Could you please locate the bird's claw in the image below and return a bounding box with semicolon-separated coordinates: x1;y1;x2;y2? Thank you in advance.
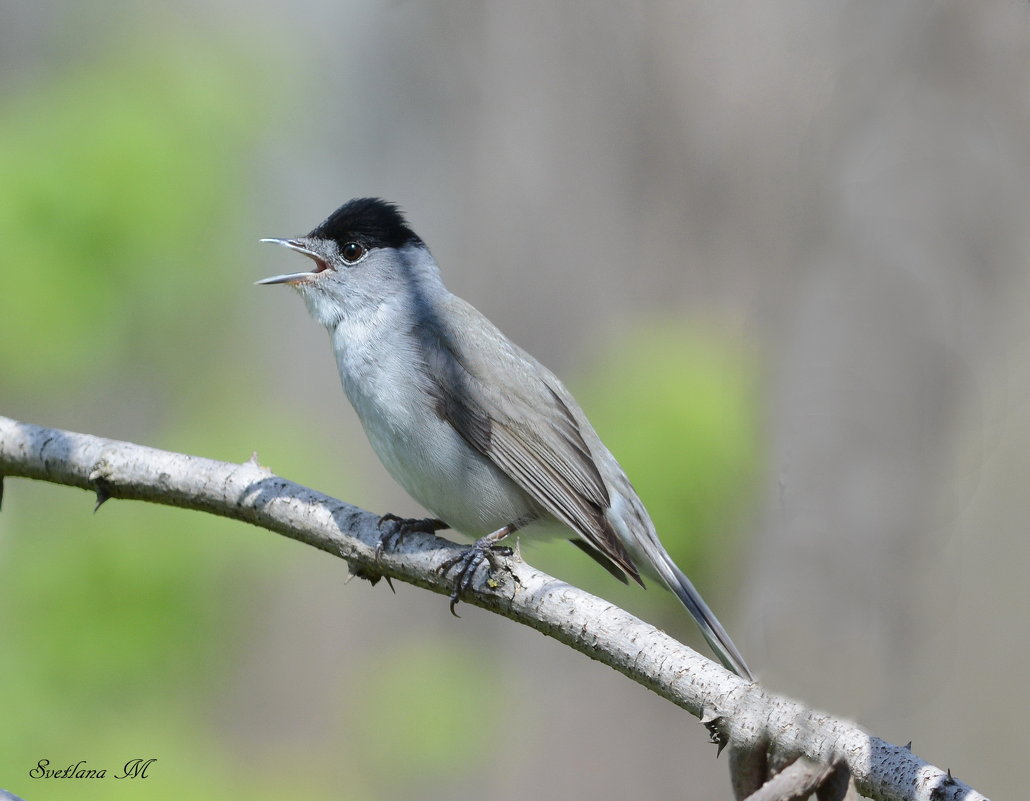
375;514;448;564
437;540;514;616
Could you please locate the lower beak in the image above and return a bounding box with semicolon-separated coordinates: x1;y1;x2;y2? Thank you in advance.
256;238;325;285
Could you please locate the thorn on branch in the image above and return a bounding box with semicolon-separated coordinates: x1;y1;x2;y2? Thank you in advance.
926;770;960;801
93;484;111;512
88;460;113;512
701;709;730;756
347;560;389;588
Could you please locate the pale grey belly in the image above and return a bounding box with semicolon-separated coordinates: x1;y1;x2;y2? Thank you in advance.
355;390;543;537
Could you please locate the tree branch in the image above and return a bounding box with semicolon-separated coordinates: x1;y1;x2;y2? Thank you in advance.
0;416;988;801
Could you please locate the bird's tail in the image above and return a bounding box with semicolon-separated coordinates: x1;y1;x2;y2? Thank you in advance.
648;547;753;681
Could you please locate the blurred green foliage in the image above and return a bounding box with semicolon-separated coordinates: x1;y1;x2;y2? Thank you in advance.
0;34;328;801
344;640;503;788
0;42;261;392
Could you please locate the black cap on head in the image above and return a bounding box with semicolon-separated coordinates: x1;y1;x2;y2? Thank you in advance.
308;198;423;250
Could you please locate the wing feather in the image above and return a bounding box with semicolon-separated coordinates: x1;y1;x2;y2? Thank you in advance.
422;297;642;583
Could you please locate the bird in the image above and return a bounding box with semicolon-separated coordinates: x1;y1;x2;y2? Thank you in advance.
257;197;752;680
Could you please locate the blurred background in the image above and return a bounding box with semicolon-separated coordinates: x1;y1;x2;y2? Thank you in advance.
1;1;1026;798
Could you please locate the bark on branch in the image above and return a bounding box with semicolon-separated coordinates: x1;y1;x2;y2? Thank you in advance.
0;415;988;801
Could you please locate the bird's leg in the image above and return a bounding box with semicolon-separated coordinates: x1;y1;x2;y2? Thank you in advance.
375;514;449;564
437;520;525;615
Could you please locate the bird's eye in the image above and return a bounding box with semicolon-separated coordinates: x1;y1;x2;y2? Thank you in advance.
341;241;366;264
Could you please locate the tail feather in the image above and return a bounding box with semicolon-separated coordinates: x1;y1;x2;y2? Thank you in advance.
651;551;753;681
598;484;752;678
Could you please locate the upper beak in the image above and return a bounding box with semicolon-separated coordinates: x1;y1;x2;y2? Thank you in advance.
256;238;328;285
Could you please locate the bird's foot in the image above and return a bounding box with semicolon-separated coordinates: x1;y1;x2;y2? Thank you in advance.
375;514;448;564
373;515;448;593
437;532;515;616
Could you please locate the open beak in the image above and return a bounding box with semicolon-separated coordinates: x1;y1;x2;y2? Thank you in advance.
256;238;329;285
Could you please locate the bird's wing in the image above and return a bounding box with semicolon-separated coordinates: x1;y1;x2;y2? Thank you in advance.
422;295;642;584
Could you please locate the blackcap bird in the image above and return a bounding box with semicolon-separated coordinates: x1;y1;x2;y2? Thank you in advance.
258;198;752;680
